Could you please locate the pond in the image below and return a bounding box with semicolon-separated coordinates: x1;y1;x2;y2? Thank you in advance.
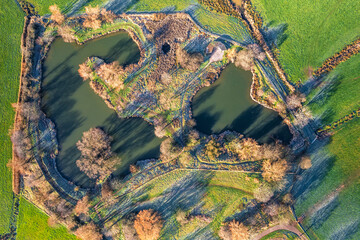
192;64;292;144
41;32;162;188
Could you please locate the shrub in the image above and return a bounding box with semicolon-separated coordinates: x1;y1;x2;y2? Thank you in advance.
254;184;274;202
49;4;64;24
57;25;76;43
176;47;204;71
134;210;163;240
299;155;312;169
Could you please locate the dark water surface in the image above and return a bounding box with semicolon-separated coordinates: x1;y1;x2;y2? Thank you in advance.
41;33;161;188
193;64;292;144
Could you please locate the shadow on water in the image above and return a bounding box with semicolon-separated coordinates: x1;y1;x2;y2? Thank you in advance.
41;32;160;188
192;64;292;144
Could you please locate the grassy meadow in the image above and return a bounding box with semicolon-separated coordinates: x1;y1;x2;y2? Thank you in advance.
0;0;24;233
307;53;360;125
17;198;76;240
251;0;360;83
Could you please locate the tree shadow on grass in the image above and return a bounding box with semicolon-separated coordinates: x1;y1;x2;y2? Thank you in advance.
262;22;288;49
291;139;336;201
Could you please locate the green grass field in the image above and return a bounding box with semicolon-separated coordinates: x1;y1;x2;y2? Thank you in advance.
307;53;360;125
0;1;76;238
251;0;360;83
295;118;360;239
17;198;76;240
0;0;24;233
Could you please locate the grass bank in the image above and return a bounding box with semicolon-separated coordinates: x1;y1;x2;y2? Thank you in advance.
251;0;360;83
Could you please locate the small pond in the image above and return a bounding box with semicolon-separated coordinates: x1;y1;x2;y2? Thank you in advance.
192;64;292;144
41;33;162;188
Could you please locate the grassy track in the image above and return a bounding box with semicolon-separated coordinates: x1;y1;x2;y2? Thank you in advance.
251;0;360;83
17;198;76;240
0;0;24;233
132;0;195;11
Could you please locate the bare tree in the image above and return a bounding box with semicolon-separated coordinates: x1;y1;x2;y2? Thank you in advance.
254;184;274;202
78;61;93;80
159;138;182;161
74;195;90;215
134;210;163;240
49;4;65;24
75;222;102;240
57;25;76;43
176;47;204;71
76;128;118;182
20;102;40;121
83;6;102;29
97;62;124;89
262;158;288;182
286;93;305;110
219;220;249;240
231;44;266;71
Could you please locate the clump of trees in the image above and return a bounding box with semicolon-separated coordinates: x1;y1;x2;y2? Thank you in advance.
76;128;118;183
49;4;65;24
219;220;249;240
228;44;266;71
134;209;163;240
83;6;115;29
97;62;124;89
176;47;204;71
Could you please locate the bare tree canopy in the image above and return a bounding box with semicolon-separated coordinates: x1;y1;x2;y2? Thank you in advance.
49;4;65;24
76;128;118;182
176;47;204;71
134;209;163;240
219;220;249;240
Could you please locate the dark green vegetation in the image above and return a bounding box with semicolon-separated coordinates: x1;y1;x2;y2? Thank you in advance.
42;34;162;188
193;63;291;144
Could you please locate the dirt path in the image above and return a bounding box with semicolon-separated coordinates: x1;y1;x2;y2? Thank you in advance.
252;224;307;240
